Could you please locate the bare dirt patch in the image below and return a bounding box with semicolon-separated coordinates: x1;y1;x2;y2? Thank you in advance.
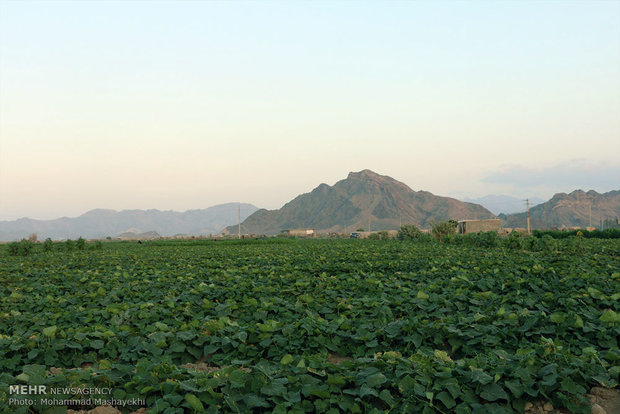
180;361;222;374
524;387;620;414
327;352;353;365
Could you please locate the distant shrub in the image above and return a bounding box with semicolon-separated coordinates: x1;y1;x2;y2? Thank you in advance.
65;239;75;251
8;239;35;256
532;228;620;239
368;231;389;240
463;231;498;248
76;237;86;250
7;242;20;256
92;240;103;250
42;238;54;252
398;225;421;240
525;235;557;253
431;220;457;242
562;236;583;254
504;231;522;250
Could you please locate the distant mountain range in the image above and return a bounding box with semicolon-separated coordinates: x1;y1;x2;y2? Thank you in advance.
3;171;617;240
0;203;259;241
462;195;545;215
224;169;495;235
499;190;620;229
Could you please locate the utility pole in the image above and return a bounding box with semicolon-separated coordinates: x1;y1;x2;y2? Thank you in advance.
589;197;593;228
526;199;531;235
368;219;371;233
238;204;241;240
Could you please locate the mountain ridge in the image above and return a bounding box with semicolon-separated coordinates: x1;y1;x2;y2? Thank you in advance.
500;189;620;229
225;169;495;235
0;203;260;241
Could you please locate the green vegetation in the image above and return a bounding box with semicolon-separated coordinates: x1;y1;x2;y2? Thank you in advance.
64;238;75;252
368;231;389;240
430;220;458;242
533;228;620;239
397;224;422;240
7;239;35;256
42;238;53;252
0;238;618;413
75;236;86;250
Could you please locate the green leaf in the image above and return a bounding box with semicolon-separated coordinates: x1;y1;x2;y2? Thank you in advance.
244;394;270;408
261;379;287;396
90;339;104;349
42;326;57;339
16;373;29;382
480;383;508;402
280;354;294;365
327;374;346;385
470;369;493;385
454;402;472;414
398;375;417;394
22;365;46;384
155;322;169;331
379;389;396;406
229;370;247;388
505;379;524;398
560;377;584;394
359;384;378;397
600;310;620;323
417;291;430;300
366;373;387;387
307;384;330;399
573;315;584;328
436;390;456;409
549;313;565;323
184;393;205;412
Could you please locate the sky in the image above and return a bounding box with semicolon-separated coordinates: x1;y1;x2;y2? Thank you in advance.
1;0;619;220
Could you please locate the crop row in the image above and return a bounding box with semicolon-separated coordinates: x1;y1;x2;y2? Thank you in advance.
0;239;618;413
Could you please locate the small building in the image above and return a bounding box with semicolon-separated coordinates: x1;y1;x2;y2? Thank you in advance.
457;219;501;235
284;229;315;237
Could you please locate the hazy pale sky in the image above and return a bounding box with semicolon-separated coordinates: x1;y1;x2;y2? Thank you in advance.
1;0;619;220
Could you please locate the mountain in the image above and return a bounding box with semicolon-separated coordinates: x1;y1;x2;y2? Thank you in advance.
462;195;545;215
0;203;260;241
224;170;495;235
500;190;620;229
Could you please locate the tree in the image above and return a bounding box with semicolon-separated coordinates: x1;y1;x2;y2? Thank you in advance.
8;239;35;256
397;224;421;240
76;237;86;250
431;220;457;242
65;239;75;251
42;238;53;252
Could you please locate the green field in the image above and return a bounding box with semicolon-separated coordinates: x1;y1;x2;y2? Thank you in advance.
1;238;619;413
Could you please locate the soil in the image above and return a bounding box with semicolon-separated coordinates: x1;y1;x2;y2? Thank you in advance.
327;352;353;364
524;387;620;414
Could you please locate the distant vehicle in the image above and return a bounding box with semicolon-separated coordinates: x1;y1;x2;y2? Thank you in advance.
349;232;361;239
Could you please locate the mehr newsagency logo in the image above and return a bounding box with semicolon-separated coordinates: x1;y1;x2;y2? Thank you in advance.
8;385;145;408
